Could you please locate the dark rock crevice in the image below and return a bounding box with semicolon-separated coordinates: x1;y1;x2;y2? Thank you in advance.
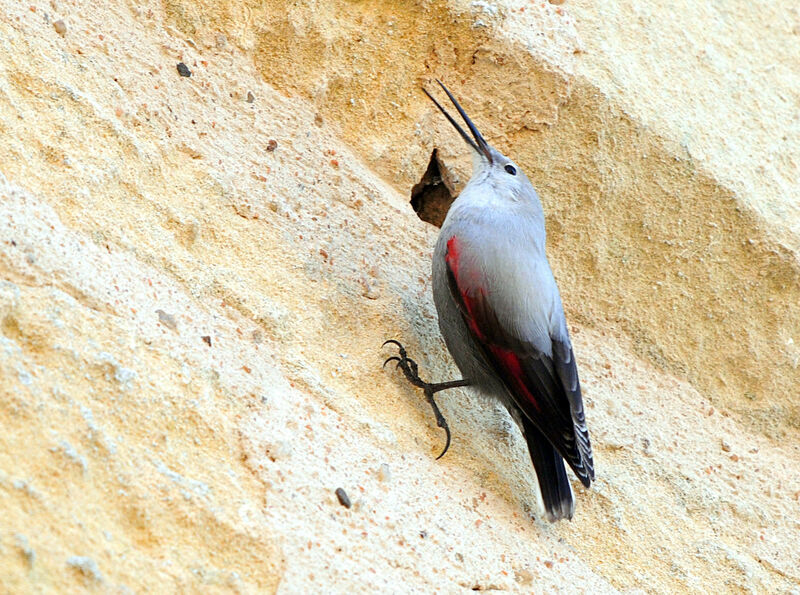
410;149;455;228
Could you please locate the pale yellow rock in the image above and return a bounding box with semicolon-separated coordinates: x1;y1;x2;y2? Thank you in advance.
1;1;799;593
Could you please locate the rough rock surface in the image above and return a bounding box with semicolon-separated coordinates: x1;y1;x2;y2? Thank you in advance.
1;0;799;592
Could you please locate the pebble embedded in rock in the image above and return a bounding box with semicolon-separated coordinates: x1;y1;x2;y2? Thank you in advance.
515;568;534;585
246;91;255;103
176;62;191;77
53;19;67;36
201;335;212;346
335;487;351;508
156;309;178;330
266;139;278;152
66;556;103;582
360;277;380;299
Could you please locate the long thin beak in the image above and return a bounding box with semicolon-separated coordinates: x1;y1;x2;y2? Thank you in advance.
423;79;493;164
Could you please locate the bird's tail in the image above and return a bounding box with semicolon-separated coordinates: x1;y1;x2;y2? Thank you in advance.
523;418;575;522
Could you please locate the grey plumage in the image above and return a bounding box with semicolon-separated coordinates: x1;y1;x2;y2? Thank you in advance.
426;81;594;521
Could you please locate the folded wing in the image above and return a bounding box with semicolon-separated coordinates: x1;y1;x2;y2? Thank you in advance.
445;236;594;486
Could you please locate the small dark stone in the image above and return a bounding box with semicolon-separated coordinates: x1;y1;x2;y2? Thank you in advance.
335;487;351;509
201;335;212;346
176;62;191;77
266;139;278;152
246;91;255;103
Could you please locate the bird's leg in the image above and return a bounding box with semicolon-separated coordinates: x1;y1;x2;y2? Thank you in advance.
382;339;471;459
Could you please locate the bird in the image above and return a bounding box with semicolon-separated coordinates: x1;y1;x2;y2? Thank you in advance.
384;80;594;521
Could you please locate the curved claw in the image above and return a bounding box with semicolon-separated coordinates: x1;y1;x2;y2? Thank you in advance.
434;424;452;460
383;356;402;368
427;391;451;460
382;339;404;350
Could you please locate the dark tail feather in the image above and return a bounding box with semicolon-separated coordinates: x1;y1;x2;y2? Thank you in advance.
523;418;574;522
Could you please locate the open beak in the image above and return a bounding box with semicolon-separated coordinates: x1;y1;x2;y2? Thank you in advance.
423;79;493;165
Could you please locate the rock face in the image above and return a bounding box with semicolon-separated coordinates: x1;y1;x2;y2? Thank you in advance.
1;0;799;592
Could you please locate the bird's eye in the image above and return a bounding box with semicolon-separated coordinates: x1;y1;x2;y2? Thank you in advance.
504;164;517;176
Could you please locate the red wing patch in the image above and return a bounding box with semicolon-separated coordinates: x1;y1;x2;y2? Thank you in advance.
445;236;460;279
488;346;542;413
446;236;486;340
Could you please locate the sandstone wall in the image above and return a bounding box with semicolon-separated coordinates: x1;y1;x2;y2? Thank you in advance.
1;0;799;592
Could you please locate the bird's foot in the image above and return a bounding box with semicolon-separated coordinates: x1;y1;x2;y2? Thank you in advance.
382;339;452;459
382;339;426;389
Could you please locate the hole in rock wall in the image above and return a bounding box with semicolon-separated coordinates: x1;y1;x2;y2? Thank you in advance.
410;149;455;228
